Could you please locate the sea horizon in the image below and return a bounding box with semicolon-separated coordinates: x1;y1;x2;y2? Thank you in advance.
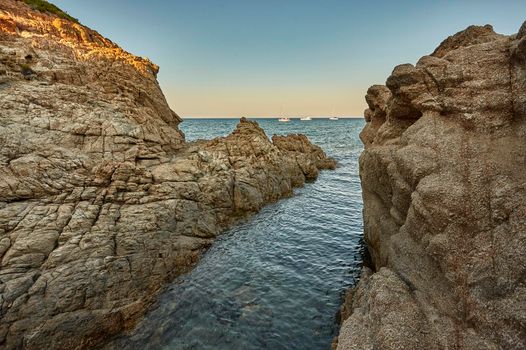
182;115;365;119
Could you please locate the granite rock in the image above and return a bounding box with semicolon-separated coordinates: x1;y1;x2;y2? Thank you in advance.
338;22;526;350
0;1;336;348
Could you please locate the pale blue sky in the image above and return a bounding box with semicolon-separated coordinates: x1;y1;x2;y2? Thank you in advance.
52;0;526;117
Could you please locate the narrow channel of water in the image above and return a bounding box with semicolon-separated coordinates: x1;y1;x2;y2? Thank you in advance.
106;118;365;349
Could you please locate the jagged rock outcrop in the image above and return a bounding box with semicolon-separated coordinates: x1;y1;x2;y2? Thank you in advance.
337;23;526;349
0;1;336;348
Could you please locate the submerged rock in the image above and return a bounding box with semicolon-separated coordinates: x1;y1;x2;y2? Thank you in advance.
0;1;336;348
337;22;526;349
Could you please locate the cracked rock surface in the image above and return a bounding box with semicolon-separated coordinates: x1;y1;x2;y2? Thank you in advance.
0;1;336;348
337;23;526;349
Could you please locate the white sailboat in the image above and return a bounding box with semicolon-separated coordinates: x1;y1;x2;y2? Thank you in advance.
329;106;339;120
277;105;290;122
300;116;312;121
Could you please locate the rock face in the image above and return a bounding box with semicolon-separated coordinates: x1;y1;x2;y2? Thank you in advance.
337;23;526;349
0;1;336;349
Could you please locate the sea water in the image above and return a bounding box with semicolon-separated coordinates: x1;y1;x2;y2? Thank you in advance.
106;118;365;350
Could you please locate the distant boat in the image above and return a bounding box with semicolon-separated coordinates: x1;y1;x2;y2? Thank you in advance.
300;116;312;121
329;106;339;120
278;117;291;122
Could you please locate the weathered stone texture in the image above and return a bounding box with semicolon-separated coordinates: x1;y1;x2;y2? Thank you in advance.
338;22;526;350
0;1;335;348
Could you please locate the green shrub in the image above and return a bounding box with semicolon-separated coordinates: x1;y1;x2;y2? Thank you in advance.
22;0;79;23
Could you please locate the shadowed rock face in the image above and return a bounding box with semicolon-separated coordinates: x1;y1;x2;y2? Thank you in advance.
0;1;336;348
337;22;526;349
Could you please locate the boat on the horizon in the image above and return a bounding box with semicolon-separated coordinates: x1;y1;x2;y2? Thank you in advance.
278;117;291;122
329;106;339;120
300;116;312;121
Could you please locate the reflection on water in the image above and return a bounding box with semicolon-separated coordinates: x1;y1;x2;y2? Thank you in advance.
105;118;365;350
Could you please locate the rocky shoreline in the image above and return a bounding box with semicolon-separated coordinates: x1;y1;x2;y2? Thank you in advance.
2;1;525;349
0;1;335;348
336;22;526;350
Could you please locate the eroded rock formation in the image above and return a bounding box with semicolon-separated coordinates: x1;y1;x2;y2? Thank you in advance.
0;1;336;348
337;23;526;349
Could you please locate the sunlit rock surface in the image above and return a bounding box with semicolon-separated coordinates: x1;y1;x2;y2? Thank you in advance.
0;1;336;348
337;22;526;349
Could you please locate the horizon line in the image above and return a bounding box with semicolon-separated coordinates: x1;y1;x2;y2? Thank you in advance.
181;115;365;119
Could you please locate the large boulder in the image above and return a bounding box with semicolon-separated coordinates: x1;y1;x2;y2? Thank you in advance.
337;22;526;349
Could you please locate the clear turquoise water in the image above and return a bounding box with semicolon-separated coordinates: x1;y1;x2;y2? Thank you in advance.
107;118;365;350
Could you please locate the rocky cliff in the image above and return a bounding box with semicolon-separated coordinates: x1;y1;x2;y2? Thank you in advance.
337;22;526;349
0;1;336;348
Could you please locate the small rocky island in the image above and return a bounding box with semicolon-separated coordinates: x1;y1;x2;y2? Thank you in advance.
0;1;335;348
336;22;526;349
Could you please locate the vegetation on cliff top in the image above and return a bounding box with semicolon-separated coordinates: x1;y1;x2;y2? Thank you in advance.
21;0;79;23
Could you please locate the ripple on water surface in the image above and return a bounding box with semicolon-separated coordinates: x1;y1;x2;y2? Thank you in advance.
106;118;365;350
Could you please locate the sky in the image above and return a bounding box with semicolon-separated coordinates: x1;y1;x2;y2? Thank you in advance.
52;0;526;118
